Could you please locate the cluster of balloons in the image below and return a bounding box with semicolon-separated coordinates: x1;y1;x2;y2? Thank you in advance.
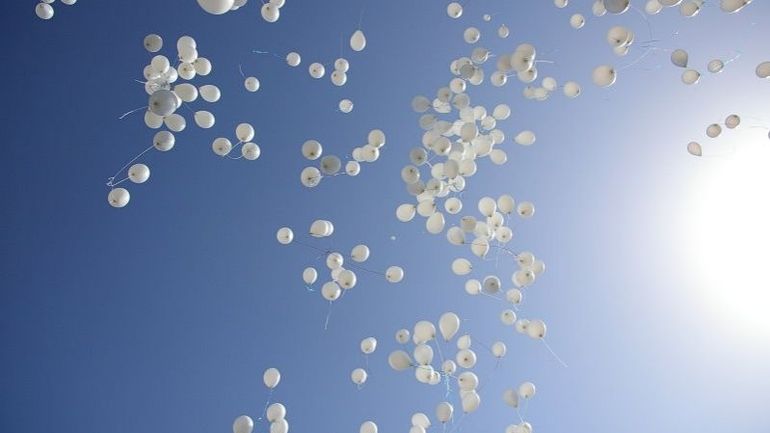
35;0;76;20
386;313;539;429
277;221;403;304
232;368;286;433
687;114;743;156
299;129;386;188
197;0;286;22
107;34;223;207
211;123;261;160
350;337;377;387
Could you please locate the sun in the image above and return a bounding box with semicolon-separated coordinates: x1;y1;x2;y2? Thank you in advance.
682;132;770;335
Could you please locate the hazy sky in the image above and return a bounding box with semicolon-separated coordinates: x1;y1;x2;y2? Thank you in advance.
2;1;769;433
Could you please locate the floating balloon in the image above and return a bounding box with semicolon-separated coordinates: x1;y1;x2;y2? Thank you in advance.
350;30;367;52
263;368;281;388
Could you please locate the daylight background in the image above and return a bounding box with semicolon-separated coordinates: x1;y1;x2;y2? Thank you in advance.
2;1;770;433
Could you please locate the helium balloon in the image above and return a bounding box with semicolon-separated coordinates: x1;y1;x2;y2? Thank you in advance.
396;204;417;222
456;348;477;368
261;3;280;22
725;114;741;129
463;27;480;44
498;24;510;38
680;0;702;16
682;69;701;85
515;131;536;146
413;344;434;365
708;59;725;74
645;0;664;13
300;167;322;187
302;267;317;285
388;350;412;370
563;81;582;98
350;30;367;52
36;3;54;19
687;141;703;156
286;52;301;67
338;99;354;113
396;329;410;344
199;85;221;102
451;258;472;275
457;371;479;391
461;391;481;413
148;90;178;116
276;227;293;245
506;289;523;304
604;0;630;13
241;143;261;160
413;320;436;344
447;2;463;18
412;413;431;429
153;131;175;151
308;63;325;79
755;61;770;78
517;202;535;218
266;404;286;423
570;14;585;29
386;266;404;283
368;129;386;147
263;368;281;388
360;337;377;354
351;368;368;385
439;312;460;341
128;164;150;183
706;124;722;138
526;319;547;339
144;34;163;53
244;77;260;92
503;389;519;408
720;0;752;13
321;281;341;301
233;415;254;433
345;161;360;176
518;382;536;399
212;137;232;156
270;419;288;433
593;0;607;15
320;155;342;175
193;58;211;75
592;65;617;87
501;309;517;325
197;0;235;14
334;58;349;72
492;341;507;358
436;401;454;423
194;111;215;129
672;49;690;68
107;188;130;208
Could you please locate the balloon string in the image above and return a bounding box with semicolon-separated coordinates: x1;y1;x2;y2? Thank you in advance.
106;145;154;188
541;339;568;368
433;338;446;365
238;64;246;78
118;105;148;120
304;284;315;292
357;0;367;29
446;413;466;433
256;388;273;422
323;301;333;330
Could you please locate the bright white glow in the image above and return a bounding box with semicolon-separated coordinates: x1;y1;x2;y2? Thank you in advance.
684;133;770;335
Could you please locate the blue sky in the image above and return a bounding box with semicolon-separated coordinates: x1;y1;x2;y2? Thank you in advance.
2;1;770;433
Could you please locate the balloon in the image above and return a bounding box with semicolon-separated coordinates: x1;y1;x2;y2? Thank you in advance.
107;188;130;208
413;320;436;344
645;0;664;14
570;14;585;29
395;329;410;344
456;334;471;350
36;3;54;19
128;164;150;184
517;202;535;218
458;371;479;391
706;124;722;138
526;319;547;339
174;83;198;102
506;289;523;304
265;404;286;423
412;413;431;429
515;130;536;146
261;3;280;22
197;0;235;14
331;70;347;86
321;281;341;301
563;81;581;98
345;161;360;176
334;58;349;72
461;391;481;413
456;349;477;368
439;312;460;341
482;275;501;293
388;350;413;371
426;212;446;234
194;111;215;129
498;24;510;38
413;344;434;365
320;155;342;175
199;85;221;102
478;197;497;217
492;341;507;358
350;30;367;52
244;77;260;92
725;114;741;129
515;319;530;334
604;0;630;13
447;2;463;18
465;279;481;295
436;401;454;422
708;59;725;74
286;52;301;67
720;0;752;13
463;27;480;44
148;90;178;117
518;382;536;399
338;99;354;113
241;142;261;160
142;35;163;54
360;337;377;354
755;61;770;78
451;258;472;275
302;267;317;285
682;69;701;85
386;266;404;283
680;0;702;16
500;309;517;325
396;204;417;222
351;368;368;385
153;131;175;151
233;415;254;433
270;419;288;433
593;0;607;15
592;65;617;87
503;389;519;408
263;368;281;388
368;129;386;147
194;58;212;75
212;137;232;156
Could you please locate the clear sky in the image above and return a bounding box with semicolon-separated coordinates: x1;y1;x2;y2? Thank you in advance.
2;1;769;433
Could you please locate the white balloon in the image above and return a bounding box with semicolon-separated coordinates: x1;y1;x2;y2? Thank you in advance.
128;164;150;184
244;77;260;92
439;312;460;341
194;111;215;129
706;123;722;138
263;368;281;388
725;114;741;129
388;350;413;371
300;167;322;188
197;0;235;15
682;69;701;85
451;258;472;275
592;65;617;87
107;188;130;208
199;85;221;102
461;391;481;413
411;413;431;429
503;389;519;408
447;2;463;18
233;415;254;433
570;13;585;29
386;266;404;283
526;319;547;339
492;341;507;358
395;329;411;344
302;267;317;285
350;30;367;52
261;3;280;22
456;349;477;368
413;344;434;365
360;337;377;354
286;52;301;67
413;320;436;344
321;281;341;301
270;419;288;433
500;309;517;325
266;404;286;423
351;368;368;385
518;382;536;399
755;61;770;78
